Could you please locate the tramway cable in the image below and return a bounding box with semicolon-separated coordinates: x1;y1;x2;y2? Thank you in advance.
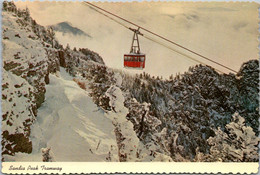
143;35;225;74
84;1;237;73
87;6;129;30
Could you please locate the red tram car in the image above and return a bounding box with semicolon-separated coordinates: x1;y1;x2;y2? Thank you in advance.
124;53;145;69
124;28;146;69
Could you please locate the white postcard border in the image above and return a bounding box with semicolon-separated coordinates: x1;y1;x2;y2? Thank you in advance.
2;162;259;174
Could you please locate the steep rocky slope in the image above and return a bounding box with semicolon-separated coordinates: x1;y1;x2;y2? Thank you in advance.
2;4;58;156
2;1;104;158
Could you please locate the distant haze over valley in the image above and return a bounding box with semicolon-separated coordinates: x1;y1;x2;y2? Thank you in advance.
15;1;259;78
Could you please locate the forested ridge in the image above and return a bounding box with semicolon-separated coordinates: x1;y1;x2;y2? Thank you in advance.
86;59;259;161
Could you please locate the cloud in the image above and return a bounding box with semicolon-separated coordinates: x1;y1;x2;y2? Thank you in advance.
183;14;200;21
166;14;176;20
15;1;259;78
233;22;248;31
197;7;237;12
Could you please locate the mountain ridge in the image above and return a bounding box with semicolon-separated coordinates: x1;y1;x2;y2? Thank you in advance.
50;21;91;38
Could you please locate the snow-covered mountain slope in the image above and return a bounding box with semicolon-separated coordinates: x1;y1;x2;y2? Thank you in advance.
4;68;173;162
34;68;119;161
3;68;118;161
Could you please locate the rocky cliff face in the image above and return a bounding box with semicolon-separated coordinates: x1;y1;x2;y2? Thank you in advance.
2;1;60;157
1;1;104;158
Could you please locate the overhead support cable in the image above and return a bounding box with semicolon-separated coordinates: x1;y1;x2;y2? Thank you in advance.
84;1;238;74
143;34;225;74
87;5;129;29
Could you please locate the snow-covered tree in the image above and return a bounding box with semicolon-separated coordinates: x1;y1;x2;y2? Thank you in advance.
41;148;53;162
88;65;114;111
65;43;70;51
124;98;161;142
237;59;259;133
206;112;259;162
3;1;17;13
24;7;30;21
47;26;55;48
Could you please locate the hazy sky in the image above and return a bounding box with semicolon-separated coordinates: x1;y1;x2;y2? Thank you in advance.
15;1;259;78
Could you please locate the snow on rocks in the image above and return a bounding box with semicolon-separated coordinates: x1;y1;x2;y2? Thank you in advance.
2;70;35;135
2;69;36;155
2;11;48;75
4;68;119;161
2;9;58;157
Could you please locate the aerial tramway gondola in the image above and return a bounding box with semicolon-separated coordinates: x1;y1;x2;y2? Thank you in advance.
124;28;146;69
